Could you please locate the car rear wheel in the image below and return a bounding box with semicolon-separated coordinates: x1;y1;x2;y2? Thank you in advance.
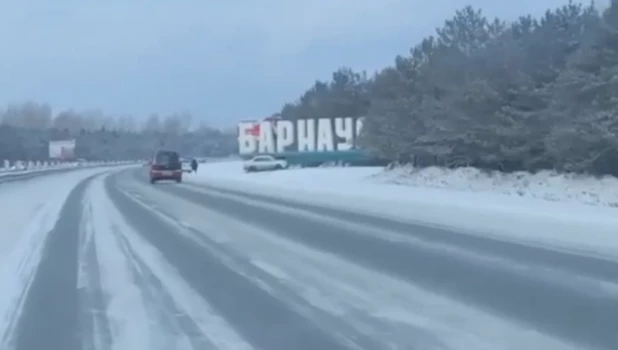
176;178;182;183
274;164;283;170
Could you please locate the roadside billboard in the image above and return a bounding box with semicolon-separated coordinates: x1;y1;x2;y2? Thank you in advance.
49;139;76;160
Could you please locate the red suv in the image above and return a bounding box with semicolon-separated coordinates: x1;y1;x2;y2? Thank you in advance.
149;149;183;184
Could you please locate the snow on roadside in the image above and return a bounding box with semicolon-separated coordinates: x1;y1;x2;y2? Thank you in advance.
372;165;618;208
192;161;618;208
187;161;618;259
0;167;115;347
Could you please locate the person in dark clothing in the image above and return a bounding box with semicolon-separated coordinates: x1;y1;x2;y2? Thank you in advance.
190;158;198;173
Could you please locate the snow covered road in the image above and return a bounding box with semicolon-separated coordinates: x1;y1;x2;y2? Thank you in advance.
2;167;617;350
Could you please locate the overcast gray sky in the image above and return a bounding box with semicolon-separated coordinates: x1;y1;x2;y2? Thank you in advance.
0;0;598;127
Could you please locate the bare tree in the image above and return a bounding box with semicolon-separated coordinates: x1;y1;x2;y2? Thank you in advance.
53;109;84;133
162;114;182;135
143;114;161;133
80;109;105;130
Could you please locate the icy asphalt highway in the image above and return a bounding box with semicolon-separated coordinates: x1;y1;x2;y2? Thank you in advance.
3;167;618;350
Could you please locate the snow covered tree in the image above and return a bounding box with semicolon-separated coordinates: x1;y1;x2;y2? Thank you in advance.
277;1;618;175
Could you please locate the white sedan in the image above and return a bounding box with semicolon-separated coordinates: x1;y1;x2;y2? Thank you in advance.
243;155;288;172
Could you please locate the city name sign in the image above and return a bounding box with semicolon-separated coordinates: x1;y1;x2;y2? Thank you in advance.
238;117;364;155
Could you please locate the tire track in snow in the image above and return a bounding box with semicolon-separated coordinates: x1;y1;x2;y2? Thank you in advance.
85;175;186;349
106;172;353;350
125;177;580;350
78;197;115;350
89;174;253;350
169;181;618;350
109;225;210;350
11;173;101;350
117;186;378;350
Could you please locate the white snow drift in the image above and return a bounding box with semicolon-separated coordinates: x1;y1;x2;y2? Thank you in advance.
373;165;618;208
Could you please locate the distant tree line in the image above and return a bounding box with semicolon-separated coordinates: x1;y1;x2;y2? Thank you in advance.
0;102;237;162
273;1;618;176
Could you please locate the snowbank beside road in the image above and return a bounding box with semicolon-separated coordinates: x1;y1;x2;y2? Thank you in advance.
373;165;618;208
187;161;618;259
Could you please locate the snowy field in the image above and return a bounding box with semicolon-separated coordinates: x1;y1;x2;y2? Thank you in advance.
187;161;618;259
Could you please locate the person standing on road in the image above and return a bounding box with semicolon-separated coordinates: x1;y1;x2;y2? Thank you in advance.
191;158;198;173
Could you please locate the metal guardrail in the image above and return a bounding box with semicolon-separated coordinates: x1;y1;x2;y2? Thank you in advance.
0;160;136;184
